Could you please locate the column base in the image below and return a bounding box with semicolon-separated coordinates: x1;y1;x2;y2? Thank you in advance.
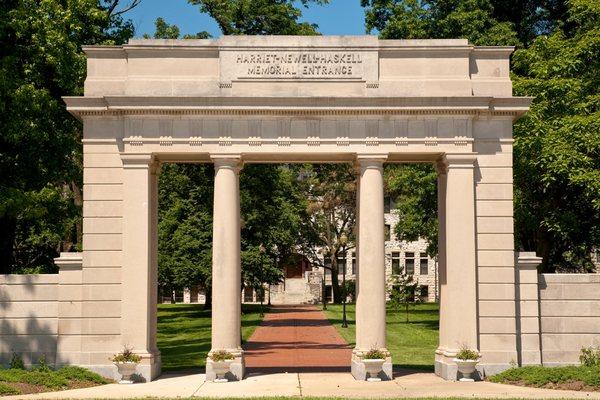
206;349;245;381
351;349;393;381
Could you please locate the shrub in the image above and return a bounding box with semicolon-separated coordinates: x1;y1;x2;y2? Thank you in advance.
456;345;479;361
580;346;600;367
33;355;52;372
209;350;235;362
363;349;387;360
0;382;20;395
9;353;25;370
0;369;68;389
490;365;600;388
111;347;141;363
57;366;109;384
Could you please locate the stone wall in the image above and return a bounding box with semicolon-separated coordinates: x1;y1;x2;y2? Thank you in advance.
0;274;59;366
539;273;600;366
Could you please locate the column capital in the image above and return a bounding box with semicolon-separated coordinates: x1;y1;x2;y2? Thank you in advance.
120;153;156;169
355;154;387;170
210;154;243;171
442;153;477;170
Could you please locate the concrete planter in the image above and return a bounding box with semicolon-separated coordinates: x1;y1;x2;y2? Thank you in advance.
211;360;233;383
453;359;479;382
363;359;385;382
114;362;138;384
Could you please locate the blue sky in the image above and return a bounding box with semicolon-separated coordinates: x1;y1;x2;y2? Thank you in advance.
126;0;369;38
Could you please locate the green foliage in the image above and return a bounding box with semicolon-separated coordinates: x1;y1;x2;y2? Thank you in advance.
0;0;135;274
0;365;107;392
456;346;480;360
580;347;600;367
365;0;600;271
143;17;211;39
364;348;387;359
362;0;520;45
388;269;421;323
9;353;24;370
209;350;235;362
489;365;600;388
111;347;141;363
0;368;68;389
56;366;108;384
33;355;52;372
385;164;438;257
511;0;600;271
0;382;20;395
188;0;330;35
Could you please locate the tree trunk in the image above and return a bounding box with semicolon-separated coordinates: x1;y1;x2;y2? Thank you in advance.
204;287;212;310
0;217;16;274
330;253;342;304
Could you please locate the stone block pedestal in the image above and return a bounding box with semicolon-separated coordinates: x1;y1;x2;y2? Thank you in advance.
205;351;245;382
351;351;393;381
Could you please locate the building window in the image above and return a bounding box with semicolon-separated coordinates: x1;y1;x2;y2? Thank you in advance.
384;196;392;213
351;252;356;275
420;285;429;300
391;251;401;275
243;287;254;303
420;257;429;275
405;252;415;275
337;254;347;274
384;224;391;241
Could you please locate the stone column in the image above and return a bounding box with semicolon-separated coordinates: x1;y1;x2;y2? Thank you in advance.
516;252;543;366
435;154;478;381
352;155;392;381
121;154;161;382
206;155;244;381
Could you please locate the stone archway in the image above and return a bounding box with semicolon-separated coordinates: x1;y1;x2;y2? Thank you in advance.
64;36;530;381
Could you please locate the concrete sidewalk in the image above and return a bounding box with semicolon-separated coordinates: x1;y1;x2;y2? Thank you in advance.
5;371;600;399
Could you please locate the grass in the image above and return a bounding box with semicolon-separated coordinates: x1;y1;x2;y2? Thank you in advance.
489;365;600;390
324;303;439;371
157;303;267;371
0;366;109;396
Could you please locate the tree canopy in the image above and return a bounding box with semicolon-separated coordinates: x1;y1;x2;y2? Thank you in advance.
366;0;600;271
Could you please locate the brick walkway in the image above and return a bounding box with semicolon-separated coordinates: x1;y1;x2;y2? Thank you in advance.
243;305;352;373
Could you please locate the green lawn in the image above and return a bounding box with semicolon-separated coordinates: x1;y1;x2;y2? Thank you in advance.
157;303;266;371
324;303;439;371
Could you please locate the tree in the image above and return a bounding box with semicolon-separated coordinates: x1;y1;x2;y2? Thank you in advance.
188;0;330;35
385;164;439;258
511;0;600;271
143;17;211;39
296;164;357;304
362;0;600;271
0;0;136;274
388;269;420;323
151;0;329;300
158;164;214;305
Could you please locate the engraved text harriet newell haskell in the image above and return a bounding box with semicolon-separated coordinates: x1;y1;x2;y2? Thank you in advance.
235;52;363;79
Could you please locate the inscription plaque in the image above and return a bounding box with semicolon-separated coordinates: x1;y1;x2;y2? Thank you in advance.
219;49;380;82
235;52;364;79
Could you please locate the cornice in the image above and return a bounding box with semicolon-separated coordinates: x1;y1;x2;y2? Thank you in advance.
63;96;532;120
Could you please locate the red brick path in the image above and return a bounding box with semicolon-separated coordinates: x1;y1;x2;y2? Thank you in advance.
243;305;352;373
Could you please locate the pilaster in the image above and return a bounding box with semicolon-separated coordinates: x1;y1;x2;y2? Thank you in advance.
120;153;161;382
